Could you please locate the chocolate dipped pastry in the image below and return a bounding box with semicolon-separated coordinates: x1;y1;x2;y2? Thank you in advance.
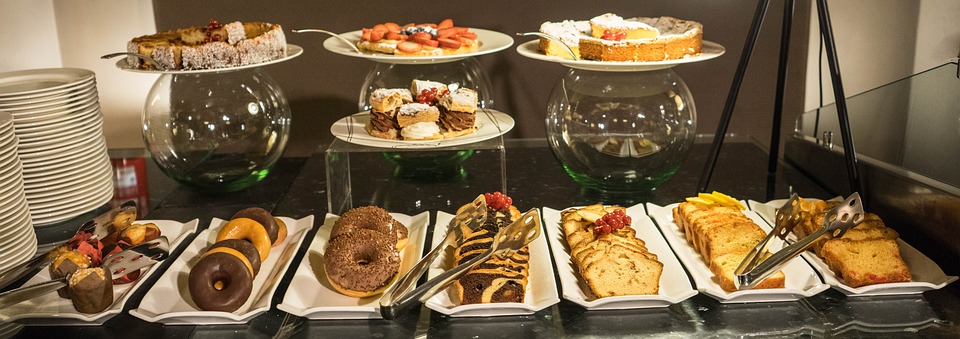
188;251;255;312
231;207;281;244
68;267;113;313
210;239;263;276
49;251;92;298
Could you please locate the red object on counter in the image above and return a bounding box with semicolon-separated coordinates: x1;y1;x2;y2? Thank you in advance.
111;157;150;217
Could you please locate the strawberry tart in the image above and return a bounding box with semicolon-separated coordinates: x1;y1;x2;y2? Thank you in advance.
357;19;480;56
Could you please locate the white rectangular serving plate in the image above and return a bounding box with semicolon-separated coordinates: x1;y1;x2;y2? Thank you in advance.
1;219;199;325
541;205;697;310
423;211;560;317
749;199;958;296
276;212;429;320
128;215;313;325
647;203;829;303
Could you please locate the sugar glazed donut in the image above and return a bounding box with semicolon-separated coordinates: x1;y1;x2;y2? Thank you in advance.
323;206;409;297
323;229;400;297
188;207;283;312
332;206;409;250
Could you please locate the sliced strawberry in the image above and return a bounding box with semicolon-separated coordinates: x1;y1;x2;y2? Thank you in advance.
420;39;439;47
438;19;454;29
384;22;401;32
386;31;405;41
397;41;423;53
372;24;389;34
455;27;470;33
438;38;462;49
459;36;475;46
458;31;478;40
437;28;458;39
361;28;372;41
410;32;432;41
370;29;384;41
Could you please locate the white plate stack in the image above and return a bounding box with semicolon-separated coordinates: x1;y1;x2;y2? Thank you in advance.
0;112;38;272
0;68;114;227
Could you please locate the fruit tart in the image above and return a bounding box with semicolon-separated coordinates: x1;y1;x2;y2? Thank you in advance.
357;19;480;56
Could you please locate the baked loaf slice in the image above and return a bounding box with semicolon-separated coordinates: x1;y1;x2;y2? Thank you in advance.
128;20;286;70
673;201;784;292
793;198;911;287
561;204;662;297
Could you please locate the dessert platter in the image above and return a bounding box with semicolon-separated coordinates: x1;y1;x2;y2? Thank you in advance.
542;204;697;310
322;19;513;64
114;19;302;74
517;13;724;71
0;216;199;325
423;193;560;317
128;209;313;325
331;79;514;148
277;209;429;319
749;198;958;296
647;193;830;303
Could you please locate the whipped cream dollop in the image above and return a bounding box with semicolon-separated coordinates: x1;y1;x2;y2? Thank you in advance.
401;121;441;140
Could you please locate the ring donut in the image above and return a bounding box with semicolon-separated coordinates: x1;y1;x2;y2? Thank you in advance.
231;207;280;244
217;217;271;262
188;252;254;312
209;239;262;275
332;206;408;250
273;218;287;246
323;229;400;297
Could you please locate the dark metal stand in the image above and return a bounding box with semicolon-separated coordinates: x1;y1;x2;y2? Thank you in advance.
697;0;863;199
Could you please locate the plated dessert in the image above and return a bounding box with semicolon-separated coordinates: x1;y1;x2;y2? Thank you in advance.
357;19;480;56
46;207;160;313
790;199;911;288
538;13;702;61
560;204;662;297
127;19;287;70
366;79;480;141
322;206;409;297
673;192;785;292
188;207;288;312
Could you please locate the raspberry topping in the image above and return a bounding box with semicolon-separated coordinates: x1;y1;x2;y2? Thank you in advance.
601;30;627;41
592;209;631;235
483;191;513;211
204;18;223;43
415;88;449;104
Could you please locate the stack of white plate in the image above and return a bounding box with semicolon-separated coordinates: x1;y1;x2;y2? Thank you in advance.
0;68;113;226
0;112;37;272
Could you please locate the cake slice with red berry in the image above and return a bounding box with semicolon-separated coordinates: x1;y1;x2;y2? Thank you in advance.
127;19;286;70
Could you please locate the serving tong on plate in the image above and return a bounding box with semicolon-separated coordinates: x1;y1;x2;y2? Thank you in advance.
735;192;864;290
0;236;170;309
379;200;541;320
0;201;137;290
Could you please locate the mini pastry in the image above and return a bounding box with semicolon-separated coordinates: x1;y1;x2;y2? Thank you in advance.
50;251;92;298
438;88;479;138
119;223;161;246
397;103;442;140
366;88;411;140
68;267;113;313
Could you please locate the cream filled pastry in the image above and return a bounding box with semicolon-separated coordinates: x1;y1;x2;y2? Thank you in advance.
364;79;481;140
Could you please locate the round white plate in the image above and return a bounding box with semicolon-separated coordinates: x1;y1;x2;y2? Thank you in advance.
21;152;108;184
116;44;303;74
25;175;110;205
13;103;100;132
29;181;114;215
0;85;96;111
0;213;35;249
331;109;514;148
515;39;726;72
0;68;95;98
0;194;28;220
17;116;102;147
0;234;36;271
24;162;111;196
20;142;107;173
8;95;98;121
323;29;513;64
17;132;102;160
0;78;95;105
31;185;112;225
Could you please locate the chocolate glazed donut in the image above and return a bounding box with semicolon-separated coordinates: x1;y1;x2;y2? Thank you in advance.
210;239;262;276
231;207;280;244
331;206;408;243
323;229;400;297
188;252;254;312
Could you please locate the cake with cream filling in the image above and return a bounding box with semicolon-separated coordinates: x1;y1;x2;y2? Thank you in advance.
364;79;480;141
538;13;702;62
127;19;286;70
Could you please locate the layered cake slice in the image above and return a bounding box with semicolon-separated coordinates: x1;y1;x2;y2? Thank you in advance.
538;20;590;59
438;88;479;138
537;13;702;62
396;103;442;140
365;88;412;140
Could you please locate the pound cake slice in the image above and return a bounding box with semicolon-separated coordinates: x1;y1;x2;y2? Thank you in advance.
820;238;911;288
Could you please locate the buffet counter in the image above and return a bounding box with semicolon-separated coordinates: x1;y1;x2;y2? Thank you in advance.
8;136;960;338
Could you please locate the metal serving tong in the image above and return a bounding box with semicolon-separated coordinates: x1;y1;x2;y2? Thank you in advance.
0;201;138;290
379;207;542;320
735;192;864;290
0;236;170;309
